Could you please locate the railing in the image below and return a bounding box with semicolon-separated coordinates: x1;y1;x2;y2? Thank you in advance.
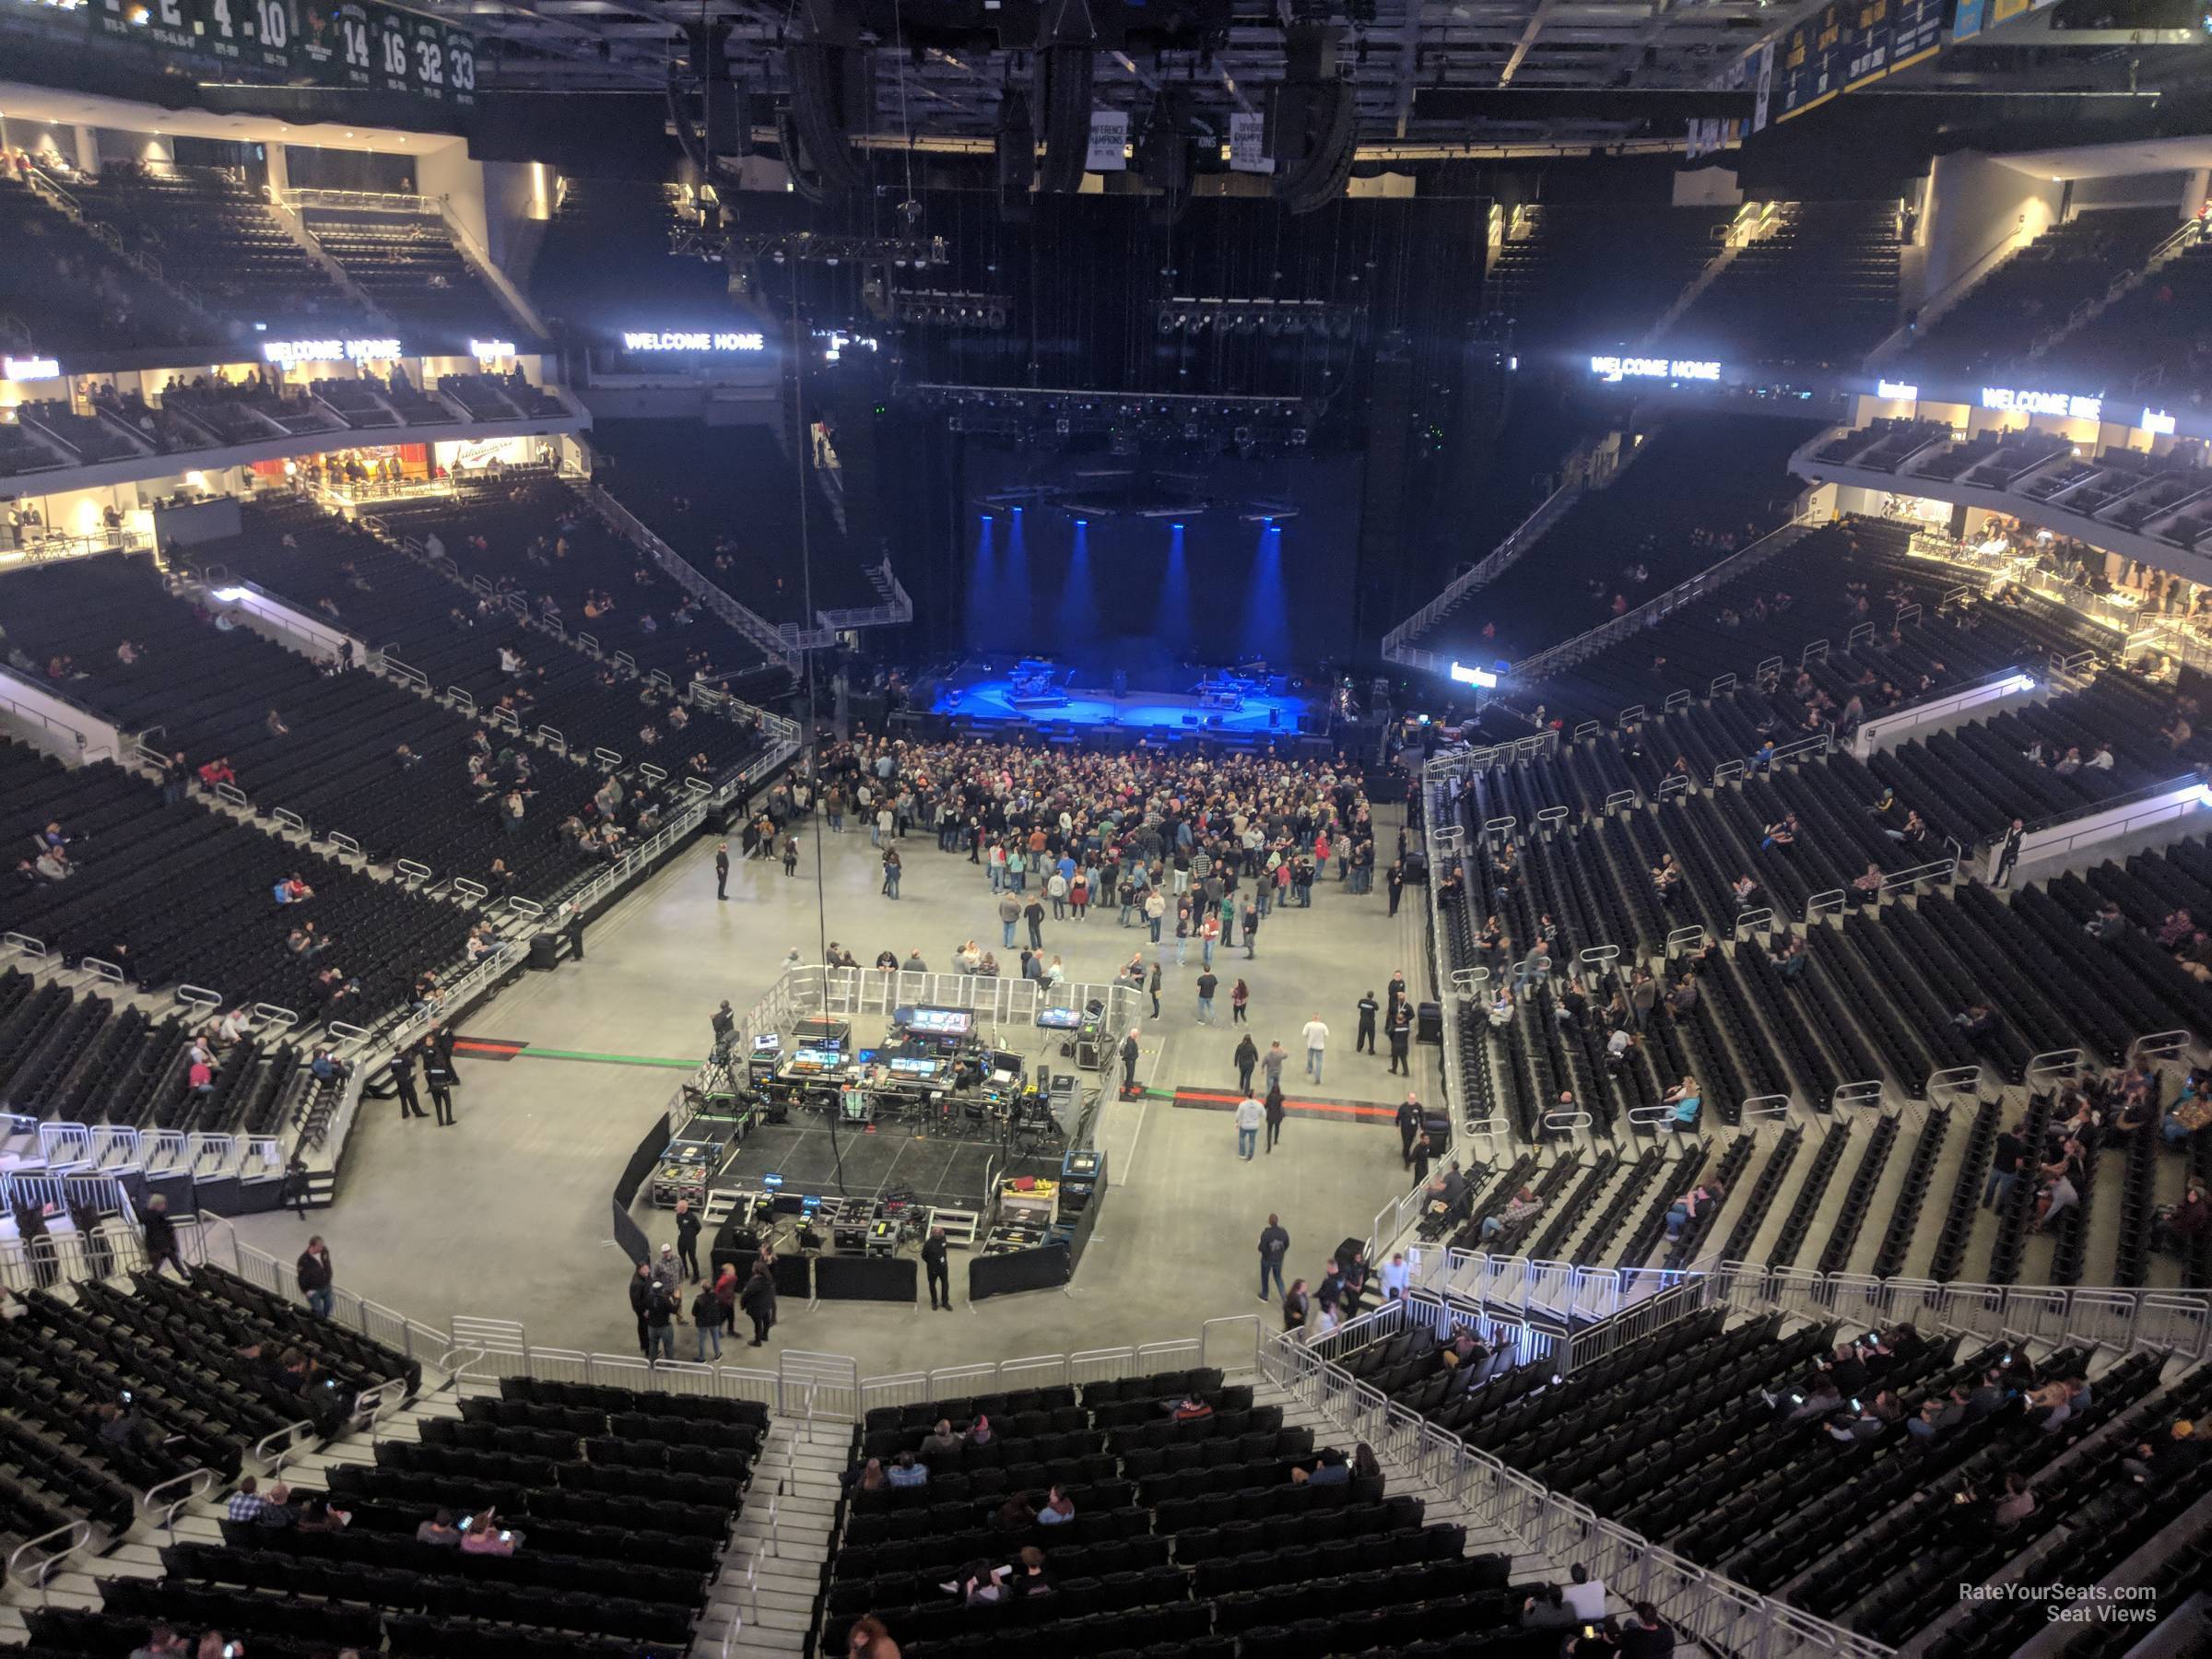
1382;473;1588;670
139;1467;218;1535
6;1519;90;1597
582;483;800;676
814;557;916;631
1510;511;1818;685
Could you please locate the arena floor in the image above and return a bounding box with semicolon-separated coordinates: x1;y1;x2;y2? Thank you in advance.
229;804;1440;1374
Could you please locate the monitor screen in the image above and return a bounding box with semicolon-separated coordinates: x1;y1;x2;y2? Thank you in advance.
752;1034;782;1052
905;1007;973;1035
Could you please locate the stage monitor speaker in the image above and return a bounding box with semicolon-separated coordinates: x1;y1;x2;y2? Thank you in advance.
1181;713;1199;727
527;934;560;971
1417;1000;1442;1045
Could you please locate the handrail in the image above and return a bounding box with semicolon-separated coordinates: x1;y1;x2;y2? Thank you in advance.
1512;512;1817;685
1382;471;1588;665
252;1418;320;1474
139;1466;218;1534
582;482;801;677
5;1518;90;1594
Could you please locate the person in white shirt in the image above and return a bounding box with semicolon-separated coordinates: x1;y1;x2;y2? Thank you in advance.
1563;1563;1606;1621
2086;743;2114;771
1301;1014;1329;1085
1234;1094;1263;1159
1379;1253;1409;1300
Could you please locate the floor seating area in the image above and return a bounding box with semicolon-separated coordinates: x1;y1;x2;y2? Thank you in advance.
0;738;470;1019
592;419;876;625
0;174;206;358
1898;206;2182;381
1436;413;1823;666
819;1369;1522;1659
66;164;376;339
300;208;520;355
1482;204;1735;349
1665;200;1902;367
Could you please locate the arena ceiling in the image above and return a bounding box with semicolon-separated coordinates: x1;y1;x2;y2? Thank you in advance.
445;0;1789;151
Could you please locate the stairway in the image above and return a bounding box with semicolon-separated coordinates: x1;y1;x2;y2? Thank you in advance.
700;1415;841;1659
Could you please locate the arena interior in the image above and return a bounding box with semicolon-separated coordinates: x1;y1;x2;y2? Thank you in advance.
6;1;2212;1655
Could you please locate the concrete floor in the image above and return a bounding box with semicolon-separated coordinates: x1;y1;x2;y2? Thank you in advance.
229;807;1441;1375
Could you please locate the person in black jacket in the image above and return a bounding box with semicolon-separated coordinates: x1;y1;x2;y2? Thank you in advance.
691;1282;723;1361
628;1262;654;1357
142;1194;186;1281
424;1044;456;1127
1356;991;1379;1053
922;1226;951;1312
674;1200;701;1282
739;1265;777;1347
390;1044;427;1122
296;1236;335;1319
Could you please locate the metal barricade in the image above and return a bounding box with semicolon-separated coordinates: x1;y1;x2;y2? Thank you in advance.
446;686;477;712
2134;1030;2192;1061
2025;1047;2083;1088
1657;774;1690;801
1663;689;1691;713
1573;721;1600;743
1709;673;1735;698
1831;1078;1884;1111
1732;907;1773;939
395;858;432;884
1603;789;1638;814
1617;704;1645;727
1801;639;1830;665
1740;1093;1790;1120
175;983;221;1011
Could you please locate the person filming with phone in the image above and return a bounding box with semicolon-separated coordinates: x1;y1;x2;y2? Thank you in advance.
459;1505;523;1555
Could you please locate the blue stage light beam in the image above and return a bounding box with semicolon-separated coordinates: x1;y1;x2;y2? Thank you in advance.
968;513;995;648
1239;521;1291;664
1003;506;1030;646
1056;517;1092;648
1159;522;1191;651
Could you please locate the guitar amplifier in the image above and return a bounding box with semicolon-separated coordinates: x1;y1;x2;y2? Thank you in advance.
1417;1000;1443;1044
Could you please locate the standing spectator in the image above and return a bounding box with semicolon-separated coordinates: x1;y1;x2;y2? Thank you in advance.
1234;1031;1259;1096
674;1199;702;1281
1302;1012;1329;1085
643;1276;678;1367
691;1280;722;1360
1265;1084;1287;1152
142;1194;187;1281
740;1264;777;1347
296;1235;335;1319
922;1225;951;1312
1234;1091;1263;1160
1257;1214;1289;1301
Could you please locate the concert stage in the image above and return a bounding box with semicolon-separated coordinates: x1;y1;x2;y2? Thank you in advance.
925;656;1329;742
714;1117;1064;1213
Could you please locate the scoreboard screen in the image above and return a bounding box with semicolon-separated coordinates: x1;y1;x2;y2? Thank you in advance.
83;0;473;108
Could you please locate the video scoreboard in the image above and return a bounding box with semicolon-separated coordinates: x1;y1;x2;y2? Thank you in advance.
80;0;475;106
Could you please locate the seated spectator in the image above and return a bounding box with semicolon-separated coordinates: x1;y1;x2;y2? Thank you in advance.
956;1559;1008;1606
887;1451;929;1488
1007;1544;1052;1597
1664;1182;1725;1241
1481;1185;1541;1241
1292;1446;1352;1488
963;1413;994;1448
853;1458;886;1493
1167;1394;1214;1422
847;1615;900;1659
1036;1482;1077;1523
1522;1584;1579;1631
994;1491;1035;1529
460;1508;520;1553
2124;1419;2202;1487
1992;1472;2036;1529
918;1418;963;1463
1664;1076;1702;1131
255;1481;298;1528
416;1508;463;1545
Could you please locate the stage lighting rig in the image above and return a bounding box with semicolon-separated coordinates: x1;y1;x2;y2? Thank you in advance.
728;231;949;267
892;289;1012;328
1156;297;1365;338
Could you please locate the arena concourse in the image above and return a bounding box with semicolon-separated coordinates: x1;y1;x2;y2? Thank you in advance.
4;7;2212;1658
